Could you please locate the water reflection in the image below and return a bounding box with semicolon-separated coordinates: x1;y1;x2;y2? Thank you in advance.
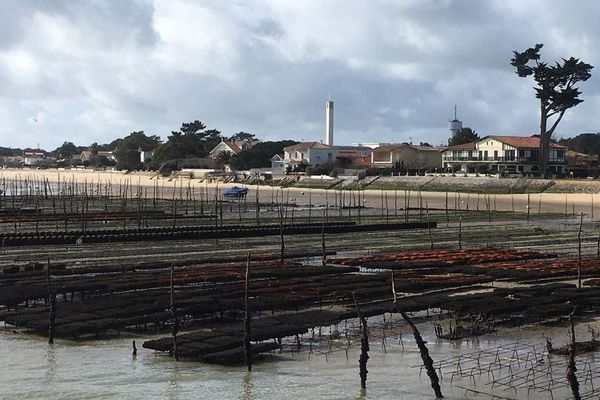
355;387;367;399
44;344;56;384
242;371;254;400
167;364;181;400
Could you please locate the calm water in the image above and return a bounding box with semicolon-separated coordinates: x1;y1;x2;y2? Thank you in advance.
0;323;592;400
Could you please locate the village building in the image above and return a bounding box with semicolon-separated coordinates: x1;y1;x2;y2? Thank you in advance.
282;142;372;170
370;143;443;172
23;151;46;166
566;150;600;177
209;139;260;159
139;149;155;163
441;135;567;175
270;154;285;173
0;156;23;167
80;150;116;163
209;140;241;158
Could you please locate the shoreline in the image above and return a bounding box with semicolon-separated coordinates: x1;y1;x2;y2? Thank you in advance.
0;168;597;215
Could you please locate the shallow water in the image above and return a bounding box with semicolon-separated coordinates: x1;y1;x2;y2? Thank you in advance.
2;321;597;400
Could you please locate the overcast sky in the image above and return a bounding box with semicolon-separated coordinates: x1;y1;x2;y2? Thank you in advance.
1;0;599;150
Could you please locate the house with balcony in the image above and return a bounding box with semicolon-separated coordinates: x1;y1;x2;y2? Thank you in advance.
371;143;442;172
441;135;567;175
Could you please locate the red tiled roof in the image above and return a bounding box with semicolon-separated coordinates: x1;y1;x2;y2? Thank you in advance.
210;141;242;155
373;143;443;152
489;136;567;149
283;142;330;152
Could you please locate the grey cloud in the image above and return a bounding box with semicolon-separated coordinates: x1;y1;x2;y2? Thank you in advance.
0;0;599;150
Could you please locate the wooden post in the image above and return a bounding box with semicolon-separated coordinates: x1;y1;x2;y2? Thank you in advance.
527;193;531;222
458;216;462;251
170;263;179;361
244;254;252;371
46;259;56;344
352;292;369;390
566;307;581;400
321;208;326;267
255;186;260;226
391;273;442;398
597;223;600;258
385;192;389;223
308;189;312;224
445;191;449;223
511;194;515;215
406;190;410;223
426;203;433;250
279;204;285;264
578;212;583;289
380;190;384;220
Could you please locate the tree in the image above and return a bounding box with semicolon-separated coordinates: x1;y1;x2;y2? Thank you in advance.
215;150;232;167
229;140;297;170
150;121;222;169
448;127;479;146
511;43;593;177
55;141;78;160
559;133;600;156
230;131;256;141
113;131;161;171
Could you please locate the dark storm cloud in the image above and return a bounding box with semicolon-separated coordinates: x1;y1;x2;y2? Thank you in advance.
0;0;599;149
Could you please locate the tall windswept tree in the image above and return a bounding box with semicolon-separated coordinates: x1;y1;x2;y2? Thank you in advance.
448;127;479;146
511;43;593;177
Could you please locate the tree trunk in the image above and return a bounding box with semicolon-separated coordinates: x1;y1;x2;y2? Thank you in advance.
539;105;549;178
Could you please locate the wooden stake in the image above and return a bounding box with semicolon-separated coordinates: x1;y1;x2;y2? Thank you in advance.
47;259;56;344
391;273;442;398
458;216;462;250
244;253;252;371
566;307;581;400
170;263;179;361
426;203;433;250
352;292;369;390
321;208;326;267
578;212;583;289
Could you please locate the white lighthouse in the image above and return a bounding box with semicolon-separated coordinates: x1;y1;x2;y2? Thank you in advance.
325;100;334;146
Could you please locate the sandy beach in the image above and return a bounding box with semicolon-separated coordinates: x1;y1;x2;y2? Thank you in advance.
0;168;597;216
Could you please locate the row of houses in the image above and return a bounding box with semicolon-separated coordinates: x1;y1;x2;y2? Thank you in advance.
0;150;118;168
3;133;592;178
274;135;585;176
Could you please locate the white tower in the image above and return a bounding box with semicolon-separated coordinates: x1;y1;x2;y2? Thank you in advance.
449;104;462;137
325;100;334;146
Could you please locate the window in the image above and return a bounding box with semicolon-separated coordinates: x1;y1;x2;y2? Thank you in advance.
493;150;498;160
328;153;332;160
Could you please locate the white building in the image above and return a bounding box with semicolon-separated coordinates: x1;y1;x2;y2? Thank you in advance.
23;152;46;166
270;154;285;173
442;135;567;175
283;142;372;169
